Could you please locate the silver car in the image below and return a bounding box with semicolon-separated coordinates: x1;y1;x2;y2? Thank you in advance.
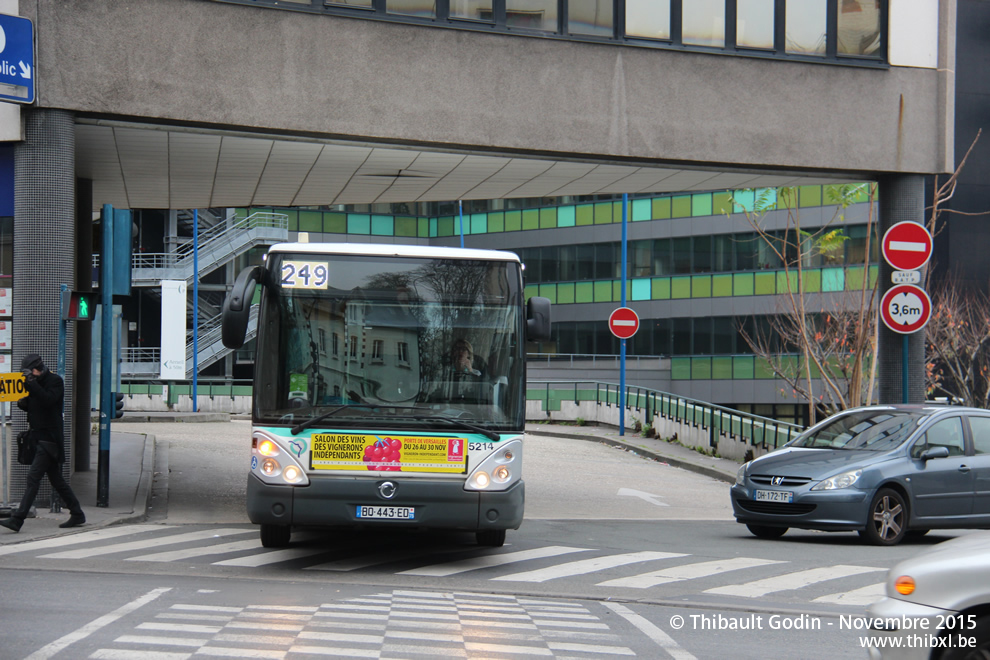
866;531;990;659
730;405;990;545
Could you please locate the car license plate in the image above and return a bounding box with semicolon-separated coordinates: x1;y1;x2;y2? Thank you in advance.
754;490;793;503
356;505;415;520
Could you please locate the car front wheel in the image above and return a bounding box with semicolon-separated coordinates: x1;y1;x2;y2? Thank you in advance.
746;524;788;539
860;488;907;546
260;523;292;548
941;614;990;660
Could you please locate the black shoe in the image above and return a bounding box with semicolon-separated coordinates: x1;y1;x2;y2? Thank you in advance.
0;518;22;532
59;513;85;529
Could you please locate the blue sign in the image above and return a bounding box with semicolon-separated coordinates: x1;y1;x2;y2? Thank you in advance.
0;14;34;104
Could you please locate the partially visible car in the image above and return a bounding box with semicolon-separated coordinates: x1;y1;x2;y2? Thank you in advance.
866;531;990;659
730;404;990;545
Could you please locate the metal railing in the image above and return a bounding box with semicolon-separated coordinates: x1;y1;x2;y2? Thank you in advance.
527;353;666;366
528;380;805;451
130;211;288;271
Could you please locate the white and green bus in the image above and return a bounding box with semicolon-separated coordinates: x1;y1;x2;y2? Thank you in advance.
222;243;551;548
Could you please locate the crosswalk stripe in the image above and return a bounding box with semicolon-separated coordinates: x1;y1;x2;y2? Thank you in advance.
214;547;328;567
38;529;254;560
704;564;885;598
596;556;785;588
398;546;590;577
0;525;170;557
491;551;687;583
813;582;886;606
128;539;261;562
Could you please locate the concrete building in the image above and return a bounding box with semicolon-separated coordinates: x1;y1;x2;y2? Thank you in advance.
0;1;958;495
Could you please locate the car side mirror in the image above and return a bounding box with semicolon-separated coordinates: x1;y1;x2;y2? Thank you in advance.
920;446;950;461
526;296;551;342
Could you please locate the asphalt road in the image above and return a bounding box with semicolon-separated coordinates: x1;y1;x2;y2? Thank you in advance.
0;419;971;659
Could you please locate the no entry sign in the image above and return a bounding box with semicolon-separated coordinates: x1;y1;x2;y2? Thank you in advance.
608;307;640;339
882;222;933;272
880;284;932;334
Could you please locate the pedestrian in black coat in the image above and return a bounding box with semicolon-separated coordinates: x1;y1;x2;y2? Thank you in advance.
0;353;85;532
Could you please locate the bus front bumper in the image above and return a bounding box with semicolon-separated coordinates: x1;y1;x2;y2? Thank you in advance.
247;472;525;532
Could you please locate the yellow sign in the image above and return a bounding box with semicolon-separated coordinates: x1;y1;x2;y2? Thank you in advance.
0;372;27;402
311;433;467;473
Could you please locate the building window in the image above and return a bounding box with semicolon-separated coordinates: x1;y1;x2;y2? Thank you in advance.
332;332;340;357
349;335;358;359
371;339;385;362
319;329;327;355
786;0;827;56
233;0;886;67
736;0;775;49
683;0;725;48
397;341;410;364
568;0;613;38
507;0;557;32
837;0;882;56
625;0;671;41
386;0;434;18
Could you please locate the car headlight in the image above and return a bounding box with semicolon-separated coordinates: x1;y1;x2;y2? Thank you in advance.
465;439;521;492
735;463;747;486
252;432;310;486
811;469;862;491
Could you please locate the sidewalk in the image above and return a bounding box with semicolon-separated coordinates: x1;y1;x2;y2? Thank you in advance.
0;412;222;545
0;415;743;545
525;421;742;484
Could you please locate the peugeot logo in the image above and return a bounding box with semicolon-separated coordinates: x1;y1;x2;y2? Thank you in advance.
378;481;397;499
771;476;785;486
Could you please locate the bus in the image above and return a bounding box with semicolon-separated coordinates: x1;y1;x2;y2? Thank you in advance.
221;243;551;548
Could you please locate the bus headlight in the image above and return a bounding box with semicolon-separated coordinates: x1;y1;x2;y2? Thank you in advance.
465;438;522;492
252;431;310;486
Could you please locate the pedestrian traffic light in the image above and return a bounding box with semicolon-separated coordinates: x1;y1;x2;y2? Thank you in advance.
60;290;96;321
114;392;125;418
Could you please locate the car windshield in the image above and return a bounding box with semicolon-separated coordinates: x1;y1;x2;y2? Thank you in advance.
791;410;923;451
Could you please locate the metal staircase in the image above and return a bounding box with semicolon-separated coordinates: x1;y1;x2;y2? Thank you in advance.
120;209;286;379
130;211;288;286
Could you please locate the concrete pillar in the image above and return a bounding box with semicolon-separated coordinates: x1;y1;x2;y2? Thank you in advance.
877;174;927;404
12;108;76;505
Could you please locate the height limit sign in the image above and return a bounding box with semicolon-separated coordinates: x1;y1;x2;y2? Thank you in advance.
880;284;931;334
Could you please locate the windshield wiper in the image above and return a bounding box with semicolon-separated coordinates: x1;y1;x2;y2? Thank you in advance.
396;413;500;441
290;404;415;435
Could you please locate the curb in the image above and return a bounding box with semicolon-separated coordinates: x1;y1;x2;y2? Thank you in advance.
527;427;738;485
123;433;156;526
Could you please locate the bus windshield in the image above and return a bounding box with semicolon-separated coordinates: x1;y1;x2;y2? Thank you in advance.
254;253;525;432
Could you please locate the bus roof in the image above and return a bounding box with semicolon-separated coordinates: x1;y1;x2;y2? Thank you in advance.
267;242;521;263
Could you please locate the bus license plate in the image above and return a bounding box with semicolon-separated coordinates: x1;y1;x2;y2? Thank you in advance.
356;506;415;520
754;490;793;503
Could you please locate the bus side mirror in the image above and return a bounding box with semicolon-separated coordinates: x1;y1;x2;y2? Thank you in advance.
526;296;551;342
222;265;264;349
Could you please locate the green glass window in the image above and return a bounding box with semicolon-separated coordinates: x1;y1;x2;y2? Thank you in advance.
754;272;776;295
671;195;692;218
631;278;651;301
734;273;755;296
557;206;576;227
799;185;822;207
671;357;691;380
395;216;417;237
822;267;845;291
299;210;322;233
632;198;652;221
691;193;713;217
712;357;733;379
692;275;712;298
371;215;393;236
652;197;671;219
691;357;713;380
505;211;522;232
557;282;575;304
712;274;733;297
488;212;505;233
522;209;539;230
575;281;594;303
734;355;755;379
594;280;613;302
437;216;454;236
594;203;613;225
576;205;594;226
538;283;557;304
652;277;671;300
672;276;691;299
348;214;371;234
470;213;487;234
326;212;347;234
539;207;557;229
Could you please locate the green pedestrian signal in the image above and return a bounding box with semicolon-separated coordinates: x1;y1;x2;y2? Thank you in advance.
61;291;96;321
